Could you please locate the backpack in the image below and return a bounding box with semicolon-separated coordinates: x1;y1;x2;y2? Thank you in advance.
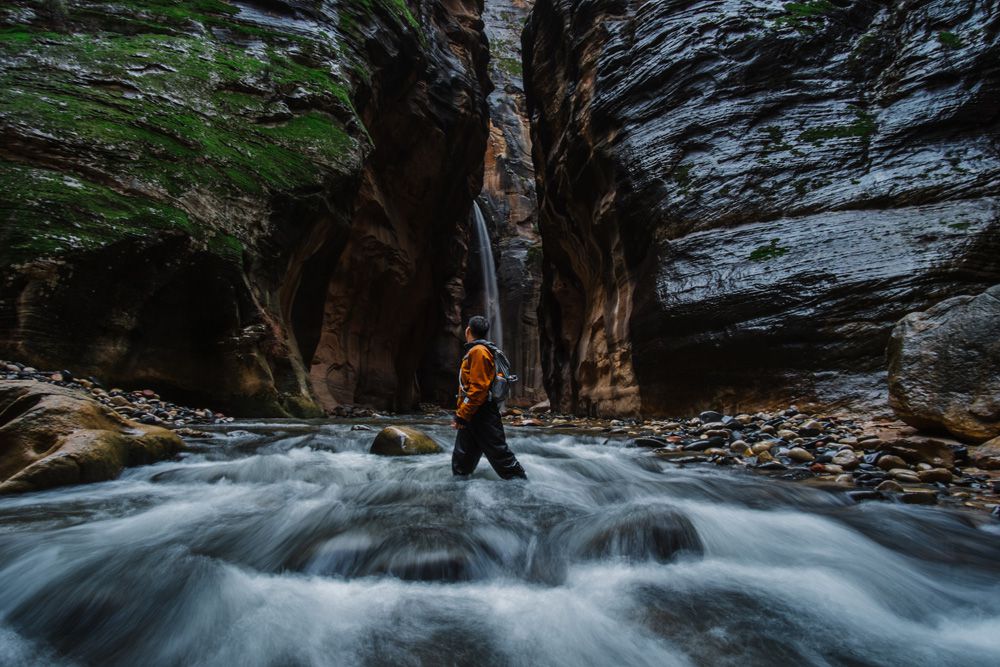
465;340;519;402
486;343;518;403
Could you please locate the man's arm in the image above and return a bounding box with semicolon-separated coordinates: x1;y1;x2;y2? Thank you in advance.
455;346;494;424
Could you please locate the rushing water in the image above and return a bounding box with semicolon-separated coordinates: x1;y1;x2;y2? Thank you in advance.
471;201;503;348
1;420;999;667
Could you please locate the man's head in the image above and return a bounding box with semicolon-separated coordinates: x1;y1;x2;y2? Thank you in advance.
465;315;490;342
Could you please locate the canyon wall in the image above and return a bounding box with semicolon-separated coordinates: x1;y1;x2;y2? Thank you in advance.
476;0;545;405
524;0;1000;417
0;0;489;415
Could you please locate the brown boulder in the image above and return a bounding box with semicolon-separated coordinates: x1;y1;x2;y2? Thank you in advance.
370;426;443;457
878;436;956;469
888;286;1000;443
0;380;184;494
970;437;1000;471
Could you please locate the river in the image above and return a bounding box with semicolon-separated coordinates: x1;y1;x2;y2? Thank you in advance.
1;420;999;666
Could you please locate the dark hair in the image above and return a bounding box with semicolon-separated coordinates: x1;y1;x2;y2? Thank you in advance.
467;315;490;339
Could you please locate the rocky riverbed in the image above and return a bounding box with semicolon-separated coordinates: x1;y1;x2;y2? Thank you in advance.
1;359;230;434
4;358;998;516
501;406;1000;517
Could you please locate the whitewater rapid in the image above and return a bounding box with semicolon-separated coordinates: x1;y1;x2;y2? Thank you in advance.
1;420;998;666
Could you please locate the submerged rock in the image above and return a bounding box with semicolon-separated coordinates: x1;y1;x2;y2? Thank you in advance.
0;380;183;494
370;426;443;457
888;285;1000;443
900;490;938;506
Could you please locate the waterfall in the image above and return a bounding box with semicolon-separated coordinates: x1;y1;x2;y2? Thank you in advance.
471;201;503;348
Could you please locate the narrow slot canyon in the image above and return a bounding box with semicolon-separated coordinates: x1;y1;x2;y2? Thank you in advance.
2;4;1000;666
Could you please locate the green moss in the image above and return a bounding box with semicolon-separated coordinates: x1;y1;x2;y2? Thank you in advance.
673;164;694;188
496;56;523;77
386;0;420;31
342;0;420;33
0;5;370;264
209;231;244;259
0;160;194;263
772;1;835;31
948;221;971;230
938;31;963;49
762;125;794;154
748;239;790;262
1;32;358;198
0;26;60;42
781;1;835;19
798;109;877;144
267;49;352;107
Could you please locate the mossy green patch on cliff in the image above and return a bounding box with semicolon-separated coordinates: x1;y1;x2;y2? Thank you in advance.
0;5;368;264
781;1;835;19
0;160;193;263
497;56;523;77
772;1;835;32
343;0;420;33
0;30;358;197
0;26;59;42
673;164;694;189
761;126;795;154
798;109;876;144
938;31;963;49
748;239;790;262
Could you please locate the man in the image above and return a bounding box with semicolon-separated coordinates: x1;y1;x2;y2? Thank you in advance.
451;316;527;480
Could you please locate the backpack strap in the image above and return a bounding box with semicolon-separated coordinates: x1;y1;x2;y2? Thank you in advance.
459;343;497;401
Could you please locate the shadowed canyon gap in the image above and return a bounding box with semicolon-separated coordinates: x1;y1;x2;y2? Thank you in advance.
477;0;545;406
1;0;999;420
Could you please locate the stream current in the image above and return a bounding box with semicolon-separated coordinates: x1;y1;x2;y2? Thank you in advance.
1;420;999;666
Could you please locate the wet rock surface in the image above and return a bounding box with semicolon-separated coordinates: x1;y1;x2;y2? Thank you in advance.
0;0;489;416
0;379;183;494
523;0;1000;417
889;285;1000;443
370;426;443;456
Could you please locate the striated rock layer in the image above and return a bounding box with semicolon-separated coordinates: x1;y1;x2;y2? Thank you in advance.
523;0;1000;417
0;0;489;415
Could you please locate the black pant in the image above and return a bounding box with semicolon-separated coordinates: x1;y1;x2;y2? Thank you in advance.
452;401;527;480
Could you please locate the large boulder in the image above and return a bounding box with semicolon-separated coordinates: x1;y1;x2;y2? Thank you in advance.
0;380;184;494
970;437;1000;470
888;285;1000;443
370;426;443;456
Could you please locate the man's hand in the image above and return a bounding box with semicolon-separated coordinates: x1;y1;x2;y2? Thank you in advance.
451;418;465;430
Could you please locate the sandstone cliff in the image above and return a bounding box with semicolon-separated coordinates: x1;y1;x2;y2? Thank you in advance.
0;0;489;415
524;0;1000;416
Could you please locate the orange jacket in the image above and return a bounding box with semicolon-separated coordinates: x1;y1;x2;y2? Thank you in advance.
455;344;494;422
